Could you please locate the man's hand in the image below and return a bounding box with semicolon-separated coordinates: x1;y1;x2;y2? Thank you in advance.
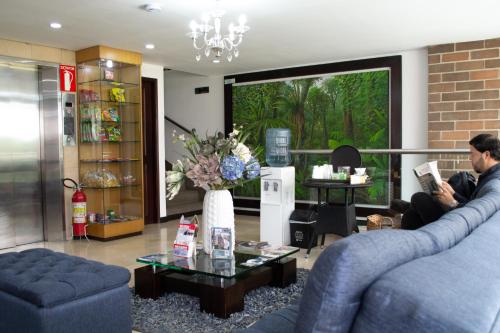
433;183;457;208
440;181;455;195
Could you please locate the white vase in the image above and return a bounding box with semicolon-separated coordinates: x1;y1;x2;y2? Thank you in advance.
202;189;235;254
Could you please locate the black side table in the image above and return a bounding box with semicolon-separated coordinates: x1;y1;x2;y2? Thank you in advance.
303;179;373;256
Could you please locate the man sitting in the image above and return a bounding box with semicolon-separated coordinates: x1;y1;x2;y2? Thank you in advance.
400;133;500;230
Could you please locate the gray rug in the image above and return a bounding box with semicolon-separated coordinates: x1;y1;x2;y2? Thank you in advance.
131;268;309;333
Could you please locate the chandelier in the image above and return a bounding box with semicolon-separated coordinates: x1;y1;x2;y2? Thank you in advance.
187;2;249;63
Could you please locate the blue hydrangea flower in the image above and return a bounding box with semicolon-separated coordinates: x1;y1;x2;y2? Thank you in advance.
220;155;245;180
245;158;260;180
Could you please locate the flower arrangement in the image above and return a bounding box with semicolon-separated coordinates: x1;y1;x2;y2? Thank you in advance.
166;125;261;200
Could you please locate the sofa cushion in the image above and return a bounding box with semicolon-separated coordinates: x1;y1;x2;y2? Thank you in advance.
419;181;500;252
0;249;130;307
294;229;436;333
352;209;500;333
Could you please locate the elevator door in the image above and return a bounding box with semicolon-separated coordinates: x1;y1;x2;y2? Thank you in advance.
0;61;44;248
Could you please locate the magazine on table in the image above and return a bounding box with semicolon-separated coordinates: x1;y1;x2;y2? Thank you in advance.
235;240;270;251
240;256;274;267
138;253;168;264
261;246;298;258
413;160;443;194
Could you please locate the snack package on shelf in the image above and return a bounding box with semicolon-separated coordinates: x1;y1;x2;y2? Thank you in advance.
79;89;100;102
109;88;125;103
106;125;122;142
82;169;121;188
122;174;137;185
101;107;120;122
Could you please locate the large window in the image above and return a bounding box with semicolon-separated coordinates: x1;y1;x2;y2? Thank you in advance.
224;56;401;210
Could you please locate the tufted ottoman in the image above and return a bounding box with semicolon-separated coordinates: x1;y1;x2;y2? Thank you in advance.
0;248;131;333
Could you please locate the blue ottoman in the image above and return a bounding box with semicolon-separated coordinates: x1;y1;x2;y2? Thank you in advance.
0;248;131;333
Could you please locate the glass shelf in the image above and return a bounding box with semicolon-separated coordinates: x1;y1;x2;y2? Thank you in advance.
80;120;139;124
79;100;140;105
82;184;142;189
78;79;139;87
80;158;140;163
80;140;140;144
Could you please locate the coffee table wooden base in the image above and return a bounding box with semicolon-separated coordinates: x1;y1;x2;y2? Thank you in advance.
134;257;297;318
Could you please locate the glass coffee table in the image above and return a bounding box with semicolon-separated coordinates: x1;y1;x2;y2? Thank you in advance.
134;245;299;318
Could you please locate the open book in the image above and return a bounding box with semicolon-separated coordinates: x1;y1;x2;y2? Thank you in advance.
413;161;443;194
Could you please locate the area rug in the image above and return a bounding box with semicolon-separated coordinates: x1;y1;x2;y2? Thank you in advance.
131;268;309;333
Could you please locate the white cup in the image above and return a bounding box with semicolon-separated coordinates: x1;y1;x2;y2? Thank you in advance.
323;164;333;179
312;166;322;179
355;168;366;175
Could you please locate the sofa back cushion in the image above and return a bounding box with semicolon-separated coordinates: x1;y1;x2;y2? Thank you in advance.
418;179;500;252
352;209;500;333
294;229;435;333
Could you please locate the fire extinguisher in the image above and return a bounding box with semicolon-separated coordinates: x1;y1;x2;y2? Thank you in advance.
63;178;87;237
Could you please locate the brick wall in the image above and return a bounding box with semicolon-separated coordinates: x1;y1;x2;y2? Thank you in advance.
428;38;500;177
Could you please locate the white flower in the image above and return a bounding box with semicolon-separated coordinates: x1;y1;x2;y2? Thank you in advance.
166;170;183;183
166;182;181;200
232;143;252;163
172;160;185;172
178;134;186;141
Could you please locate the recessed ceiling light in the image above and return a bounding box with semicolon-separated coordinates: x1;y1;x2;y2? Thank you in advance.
145;44;155;49
50;22;62;29
142;3;162;12
212;59;220;64
106;60;113;68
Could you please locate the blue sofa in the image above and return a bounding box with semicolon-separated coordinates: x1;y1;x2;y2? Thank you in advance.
0;248;131;333
241;178;500;333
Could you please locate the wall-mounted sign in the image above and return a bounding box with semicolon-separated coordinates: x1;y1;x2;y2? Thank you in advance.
59;65;76;92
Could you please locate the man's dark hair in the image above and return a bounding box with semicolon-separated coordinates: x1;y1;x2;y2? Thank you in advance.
469;134;500;161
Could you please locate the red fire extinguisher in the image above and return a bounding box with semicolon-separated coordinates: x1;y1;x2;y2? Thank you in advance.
63;178;87;237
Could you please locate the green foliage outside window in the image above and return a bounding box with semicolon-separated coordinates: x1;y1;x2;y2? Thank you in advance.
233;70;390;205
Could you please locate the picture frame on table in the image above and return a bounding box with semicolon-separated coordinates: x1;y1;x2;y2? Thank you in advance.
211;227;233;259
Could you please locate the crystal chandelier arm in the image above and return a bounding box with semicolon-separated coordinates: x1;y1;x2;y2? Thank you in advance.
192;37;204;50
231;34;244;48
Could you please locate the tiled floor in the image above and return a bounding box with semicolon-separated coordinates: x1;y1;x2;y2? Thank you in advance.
0;214;348;287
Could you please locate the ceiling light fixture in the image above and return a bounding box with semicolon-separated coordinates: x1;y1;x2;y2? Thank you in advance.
143;3;162;12
145;44;155;49
50;22;62;29
187;0;249;63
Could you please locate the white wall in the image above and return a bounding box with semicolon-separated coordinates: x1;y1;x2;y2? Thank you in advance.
164;70;224;165
141;63;166;218
163;50;428;205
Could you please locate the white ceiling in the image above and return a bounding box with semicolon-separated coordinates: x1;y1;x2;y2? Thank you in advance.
1;0;500;76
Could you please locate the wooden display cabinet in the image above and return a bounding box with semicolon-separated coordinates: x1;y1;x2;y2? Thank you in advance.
76;46;144;240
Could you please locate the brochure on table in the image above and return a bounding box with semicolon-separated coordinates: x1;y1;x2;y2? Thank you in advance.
173;215;199;257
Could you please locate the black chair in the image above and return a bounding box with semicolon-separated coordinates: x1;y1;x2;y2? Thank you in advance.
330;144;362;174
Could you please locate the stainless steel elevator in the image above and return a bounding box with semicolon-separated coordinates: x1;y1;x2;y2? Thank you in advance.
0;56;64;249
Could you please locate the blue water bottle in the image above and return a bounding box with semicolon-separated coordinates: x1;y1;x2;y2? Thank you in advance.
265;128;291;167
